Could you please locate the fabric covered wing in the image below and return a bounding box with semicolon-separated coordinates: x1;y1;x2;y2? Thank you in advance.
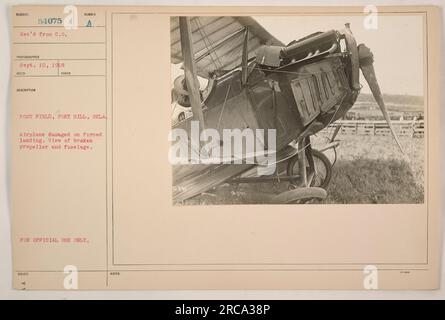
171;16;284;78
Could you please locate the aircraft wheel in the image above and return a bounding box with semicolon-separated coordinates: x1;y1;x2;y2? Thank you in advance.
287;149;332;189
271;187;327;204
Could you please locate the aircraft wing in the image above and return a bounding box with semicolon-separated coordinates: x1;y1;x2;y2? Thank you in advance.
170;16;284;78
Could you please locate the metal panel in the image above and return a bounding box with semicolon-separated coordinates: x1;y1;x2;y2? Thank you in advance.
290;77;322;126
300;78;316;116
309;75;323;109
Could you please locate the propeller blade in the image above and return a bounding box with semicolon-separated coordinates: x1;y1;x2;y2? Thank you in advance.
358;44;405;154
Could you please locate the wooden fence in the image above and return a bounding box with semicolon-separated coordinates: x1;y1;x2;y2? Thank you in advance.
326;120;424;137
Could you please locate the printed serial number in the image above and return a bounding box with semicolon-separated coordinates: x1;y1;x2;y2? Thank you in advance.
38;18;63;25
219;304;270;316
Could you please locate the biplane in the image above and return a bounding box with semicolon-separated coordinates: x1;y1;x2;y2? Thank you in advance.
170;16;404;204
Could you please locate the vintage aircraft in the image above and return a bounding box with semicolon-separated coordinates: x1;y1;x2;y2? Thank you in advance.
170;16;404;204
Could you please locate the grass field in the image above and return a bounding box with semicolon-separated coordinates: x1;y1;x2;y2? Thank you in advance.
184;133;424;205
314;133;424;204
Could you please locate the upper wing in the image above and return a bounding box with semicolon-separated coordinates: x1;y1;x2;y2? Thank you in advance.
170;16;284;78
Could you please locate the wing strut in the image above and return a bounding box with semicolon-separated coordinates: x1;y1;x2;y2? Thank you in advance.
241;27;249;86
179;17;206;147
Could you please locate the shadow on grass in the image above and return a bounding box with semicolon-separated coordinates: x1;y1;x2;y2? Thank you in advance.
324;158;424;204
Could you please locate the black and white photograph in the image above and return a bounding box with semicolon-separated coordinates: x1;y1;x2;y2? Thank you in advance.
170;14;425;205
2;2;443;296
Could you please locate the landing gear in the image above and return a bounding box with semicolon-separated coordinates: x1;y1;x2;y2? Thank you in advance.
271;187;327;204
224;136;334;204
276;136;331;203
287;148;332;189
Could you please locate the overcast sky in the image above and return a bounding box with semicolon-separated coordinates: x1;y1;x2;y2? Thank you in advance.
254;14;424;96
172;14;424;96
